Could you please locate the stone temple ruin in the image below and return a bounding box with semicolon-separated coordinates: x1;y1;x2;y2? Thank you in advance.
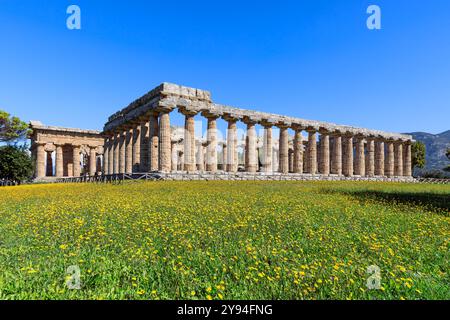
30;83;414;181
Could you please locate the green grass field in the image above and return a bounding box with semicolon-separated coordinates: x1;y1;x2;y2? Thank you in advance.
0;181;448;300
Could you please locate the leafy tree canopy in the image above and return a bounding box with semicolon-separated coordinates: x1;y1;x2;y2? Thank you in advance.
411;141;426;170
0;145;33;182
0;110;30;143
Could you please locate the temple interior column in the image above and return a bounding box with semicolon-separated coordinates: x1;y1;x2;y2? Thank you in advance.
149;113;159;172
355;136;365;176
263;125;273;173
375;139;385;176
307;130;317;174
331;134;342;175
343;135;353;177
385;140;395;177
288;148;294;173
196;141;205;171
119;131;126;174
278;126;289;174
222;143;228;171
73;145;81;177
182;111;197;172
89;147;97;176
245;121;257;173
319;132;330;175
205;116;218;172
159;111;171;172
403;142;412;177
293;129;303;174
366;139;375;177
125;128;133;174
171;141;179;171
55;144;64;177
46;151;53;177
394;141;403;177
132;125;141;172
226;119;238;172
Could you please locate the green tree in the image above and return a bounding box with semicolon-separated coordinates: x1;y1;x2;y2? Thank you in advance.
0;110;30;143
411;141;426;170
0;145;33;182
444;148;450;172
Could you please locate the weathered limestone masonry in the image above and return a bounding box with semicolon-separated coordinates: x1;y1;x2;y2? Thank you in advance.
101;83;414;181
29;121;104;179
30;83;414;182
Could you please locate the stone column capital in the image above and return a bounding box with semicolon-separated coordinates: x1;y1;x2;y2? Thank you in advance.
306;126;319;133
201;111;221;119
222;114;239;123
179;107;199;117
291;124;305;132
276;121;291;129
260;119;276;128
319;128;331;135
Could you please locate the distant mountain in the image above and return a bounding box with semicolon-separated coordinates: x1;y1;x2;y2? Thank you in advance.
404;130;450;176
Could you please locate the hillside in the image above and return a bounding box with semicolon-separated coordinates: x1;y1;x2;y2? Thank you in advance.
405;130;450;176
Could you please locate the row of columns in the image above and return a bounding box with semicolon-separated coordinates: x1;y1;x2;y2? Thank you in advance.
35;143;101;178
103;110;413;178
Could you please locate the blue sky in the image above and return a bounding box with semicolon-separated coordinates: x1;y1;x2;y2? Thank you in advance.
1;0;449;135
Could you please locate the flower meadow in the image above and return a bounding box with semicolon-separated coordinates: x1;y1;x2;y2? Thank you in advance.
0;181;448;300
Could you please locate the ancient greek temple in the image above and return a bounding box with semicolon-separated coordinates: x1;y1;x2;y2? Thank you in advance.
30;83;414;181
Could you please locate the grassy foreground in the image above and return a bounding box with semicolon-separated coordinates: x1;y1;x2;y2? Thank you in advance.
0;181;448;300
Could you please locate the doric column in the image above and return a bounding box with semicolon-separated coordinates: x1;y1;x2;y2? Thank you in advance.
149;113;159;171
159;111;171;172
89;147;97;176
293;128;303;174
343;135;353;177
72;145;81;177
288;148;294;173
35;143;46;178
244;120;257;173
307;129;317;174
46;151;53;177
171;140;179;171
108;135;115;174
132;125;141;172
375;139;385;176
272;148;279;172
125;128;133;174
355;136;365;176
225;118;238;172
385;140;395;177
119;131;126;174
331;133;342;175
103;139;109;175
319;132;330;175
180;109;197;172
366;138;375;177
222;143;227;170
55;144;64;177
394;141;403;176
262;124;273;173
196;141;205;171
115;133;122;174
278;125;289;174
205;115;218;172
403;142;412;177
140;121;149;171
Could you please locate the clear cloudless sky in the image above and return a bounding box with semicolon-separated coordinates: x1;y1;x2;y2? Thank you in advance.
1;0;449;135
